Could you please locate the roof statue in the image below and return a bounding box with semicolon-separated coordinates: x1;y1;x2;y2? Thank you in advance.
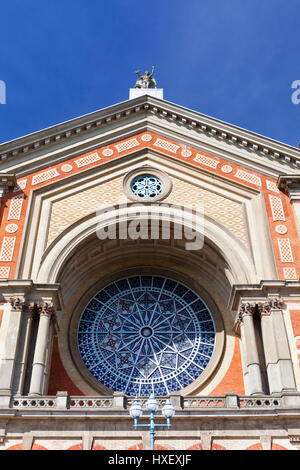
134;66;157;89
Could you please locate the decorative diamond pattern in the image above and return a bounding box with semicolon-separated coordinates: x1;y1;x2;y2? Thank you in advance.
47;177;123;245
266;180;280;193
0;237;16;262
32;168;60;186
194;154;219;169
283;267;298;280
277;238;294;263
269;195;285;221
114;138;139;153
153;138;180;154
0;266;10;279
47;176;247;246
235;169;261;187
75;152;101;168
7;194;24;220
165;178;247;245
78;275;215;396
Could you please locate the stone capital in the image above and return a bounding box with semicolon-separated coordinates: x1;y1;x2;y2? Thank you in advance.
9;297;28;312
29;301;56;319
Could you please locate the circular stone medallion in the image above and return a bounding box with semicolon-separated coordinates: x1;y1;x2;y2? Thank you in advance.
275;224;288;234
5;224;18;233
141;134;153;142
102;148;114;157
61;164;73;173
221;165;233;174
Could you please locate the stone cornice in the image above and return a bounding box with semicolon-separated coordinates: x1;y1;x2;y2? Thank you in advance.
0;173;17;194
0;281;63;311
277;175;300;200
229;280;300;311
0;96;300;175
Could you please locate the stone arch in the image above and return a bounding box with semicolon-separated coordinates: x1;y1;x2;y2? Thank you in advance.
36;204;257;286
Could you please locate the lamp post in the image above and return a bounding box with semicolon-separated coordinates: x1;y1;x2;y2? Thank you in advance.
129;394;175;451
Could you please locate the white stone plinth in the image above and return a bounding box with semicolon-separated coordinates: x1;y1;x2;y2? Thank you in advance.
129;88;164;100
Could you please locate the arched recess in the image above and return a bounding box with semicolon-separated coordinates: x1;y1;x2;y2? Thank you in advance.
40;205;254;396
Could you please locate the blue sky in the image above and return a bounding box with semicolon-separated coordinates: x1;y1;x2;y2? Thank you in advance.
0;0;300;147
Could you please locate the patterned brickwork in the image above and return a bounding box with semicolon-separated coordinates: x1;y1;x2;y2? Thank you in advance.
266;180;280;194
0;266;10;279
0;131;299;281
115;138;139;153
235;169;261;187
165;178;247;245
47;176;247;246
0;237;16;262
269;195;285;221
277;238;294;263
153;138;180;153
193;153;220;169
32;168;60;186
47;177;123;245
7;194;24;220
74;152;101;168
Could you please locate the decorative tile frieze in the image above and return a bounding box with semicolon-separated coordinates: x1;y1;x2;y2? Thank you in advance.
7;194;24;220
283;267;298;280
235;169;262;187
114;138;139;153
32;168;60;186
193;154;220;169
0;236;16;262
269;195;285;221
277;238;294;263
153;138;180;154
74;152;101;168
0;266;10;278
266;180;280;194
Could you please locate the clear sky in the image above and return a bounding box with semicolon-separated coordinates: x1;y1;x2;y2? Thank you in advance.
0;0;300;148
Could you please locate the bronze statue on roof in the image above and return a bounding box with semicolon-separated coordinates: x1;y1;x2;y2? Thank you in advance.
134;66;157;89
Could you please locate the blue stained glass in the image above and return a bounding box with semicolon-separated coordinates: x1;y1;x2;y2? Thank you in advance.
131;175;163;199
77;276;216;395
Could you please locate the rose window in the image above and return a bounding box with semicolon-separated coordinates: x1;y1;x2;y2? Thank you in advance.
77;276;216;396
130;175;163;199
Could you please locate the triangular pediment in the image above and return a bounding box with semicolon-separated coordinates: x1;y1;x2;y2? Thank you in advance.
0;95;299;180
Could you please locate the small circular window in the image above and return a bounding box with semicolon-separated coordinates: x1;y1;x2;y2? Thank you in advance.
130;175;163;199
